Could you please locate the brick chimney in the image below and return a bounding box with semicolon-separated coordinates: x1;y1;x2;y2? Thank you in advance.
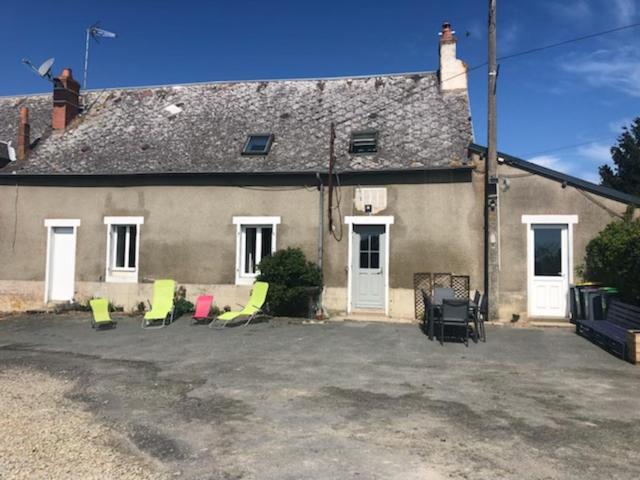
17;106;30;160
52;68;80;130
439;22;467;92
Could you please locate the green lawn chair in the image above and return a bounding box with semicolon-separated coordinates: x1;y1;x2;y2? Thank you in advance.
210;281;269;328
142;279;176;329
89;298;116;329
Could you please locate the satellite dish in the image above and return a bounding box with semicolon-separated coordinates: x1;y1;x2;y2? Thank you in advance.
37;58;55;78
21;57;55;82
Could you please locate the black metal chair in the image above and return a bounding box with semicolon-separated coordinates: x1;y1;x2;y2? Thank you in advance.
471;290;481;342
433;287;455;305
438;298;470;346
477;294;487;342
421;289;433;336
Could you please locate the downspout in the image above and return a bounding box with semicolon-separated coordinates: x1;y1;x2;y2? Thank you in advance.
316;172;324;269
316;172;325;319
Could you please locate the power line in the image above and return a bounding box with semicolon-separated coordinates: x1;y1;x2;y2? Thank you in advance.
334;21;640;128
428;22;640;87
499;22;640;62
523;136;615;158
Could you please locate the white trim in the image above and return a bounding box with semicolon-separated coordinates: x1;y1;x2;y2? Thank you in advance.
524;215;578;318
103;216;144;225
345;216;395;315
104;217;143;283
233;217;280;285
521;214;578;225
233;216;281;226
44;219;81;228
345;215;395;226
43;219;80;303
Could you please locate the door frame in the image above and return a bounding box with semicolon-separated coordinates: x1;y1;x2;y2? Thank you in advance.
44;219;81;303
521;214;578;318
345;216;394;315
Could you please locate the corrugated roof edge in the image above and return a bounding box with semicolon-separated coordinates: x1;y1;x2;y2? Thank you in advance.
469;143;640;206
0;70;438;99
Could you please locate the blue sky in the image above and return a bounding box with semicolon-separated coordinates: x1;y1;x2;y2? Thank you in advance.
2;0;639;183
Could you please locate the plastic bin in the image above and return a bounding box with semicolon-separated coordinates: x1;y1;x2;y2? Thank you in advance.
599;287;619;317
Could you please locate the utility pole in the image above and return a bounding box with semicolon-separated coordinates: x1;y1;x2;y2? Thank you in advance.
485;0;500;320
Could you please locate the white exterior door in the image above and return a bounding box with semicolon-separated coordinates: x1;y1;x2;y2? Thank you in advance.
529;224;569;317
352;225;386;310
48;226;76;301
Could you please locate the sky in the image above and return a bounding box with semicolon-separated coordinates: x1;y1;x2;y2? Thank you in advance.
2;0;639;183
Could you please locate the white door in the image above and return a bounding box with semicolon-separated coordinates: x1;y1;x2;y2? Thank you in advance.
352;225;386;310
529;224;569;317
48;227;76;301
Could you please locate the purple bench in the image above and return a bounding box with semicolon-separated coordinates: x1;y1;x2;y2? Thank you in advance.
576;299;640;359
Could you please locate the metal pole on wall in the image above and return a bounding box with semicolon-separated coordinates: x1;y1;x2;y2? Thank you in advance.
83;28;91;90
486;0;500;319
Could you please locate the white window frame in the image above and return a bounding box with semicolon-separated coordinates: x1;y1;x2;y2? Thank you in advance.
43;219;81;304
345;215;394;315
104;216;144;283
233;216;281;285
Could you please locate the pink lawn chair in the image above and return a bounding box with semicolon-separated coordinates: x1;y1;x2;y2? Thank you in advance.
193;295;214;324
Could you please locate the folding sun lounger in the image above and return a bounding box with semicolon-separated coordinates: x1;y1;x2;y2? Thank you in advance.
89;298;116;329
142;279;176;329
193;294;214;324
210;281;269;328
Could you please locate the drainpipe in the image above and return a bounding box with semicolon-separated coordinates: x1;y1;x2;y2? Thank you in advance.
316;172;325;268
316;172;325;319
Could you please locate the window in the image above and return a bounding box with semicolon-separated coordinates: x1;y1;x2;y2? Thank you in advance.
350;131;378;154
242;134;274;155
104;216;144;283
534;227;562;277
233;216;281;285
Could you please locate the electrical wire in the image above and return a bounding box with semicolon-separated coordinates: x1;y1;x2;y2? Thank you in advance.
332;21;640;129
523;136;615;158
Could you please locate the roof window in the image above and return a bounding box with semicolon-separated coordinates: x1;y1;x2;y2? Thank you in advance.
350;131;378;154
242;134;274;155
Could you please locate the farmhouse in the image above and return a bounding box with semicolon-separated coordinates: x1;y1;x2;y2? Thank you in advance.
1;24;638;320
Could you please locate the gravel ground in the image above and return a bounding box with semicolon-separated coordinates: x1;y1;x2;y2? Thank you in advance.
1;313;640;479
0;368;166;480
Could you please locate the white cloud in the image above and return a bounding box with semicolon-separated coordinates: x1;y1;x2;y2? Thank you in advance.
529;154;571;173
581;172;602;184
612;0;637;23
562;46;640;97
609;117;632;134
577;142;612;163
546;0;593;21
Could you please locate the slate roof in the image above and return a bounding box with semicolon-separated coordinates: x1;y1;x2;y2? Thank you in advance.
0;72;472;176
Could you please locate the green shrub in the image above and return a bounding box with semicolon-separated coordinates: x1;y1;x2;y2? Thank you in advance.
174;285;194;318
257;247;322;317
583;217;640;305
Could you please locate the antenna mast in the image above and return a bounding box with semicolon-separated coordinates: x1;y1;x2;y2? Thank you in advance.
83;22;117;90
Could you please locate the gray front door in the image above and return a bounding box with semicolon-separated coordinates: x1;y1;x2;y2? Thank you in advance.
352;225;386;310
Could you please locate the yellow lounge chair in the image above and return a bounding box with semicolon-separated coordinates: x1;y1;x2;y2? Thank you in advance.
142;279;176;329
89;298;116;329
211;281;269;328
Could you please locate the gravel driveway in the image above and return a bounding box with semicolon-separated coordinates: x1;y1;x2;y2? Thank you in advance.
1;313;639;479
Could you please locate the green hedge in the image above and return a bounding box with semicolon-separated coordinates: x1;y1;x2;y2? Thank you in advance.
583;217;640;305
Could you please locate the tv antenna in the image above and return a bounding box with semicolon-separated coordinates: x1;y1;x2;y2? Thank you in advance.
83;21;117;90
21;57;55;83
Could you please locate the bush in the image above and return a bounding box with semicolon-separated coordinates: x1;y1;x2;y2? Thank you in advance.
257;247;322;317
174;285;194;318
583;217;640;305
